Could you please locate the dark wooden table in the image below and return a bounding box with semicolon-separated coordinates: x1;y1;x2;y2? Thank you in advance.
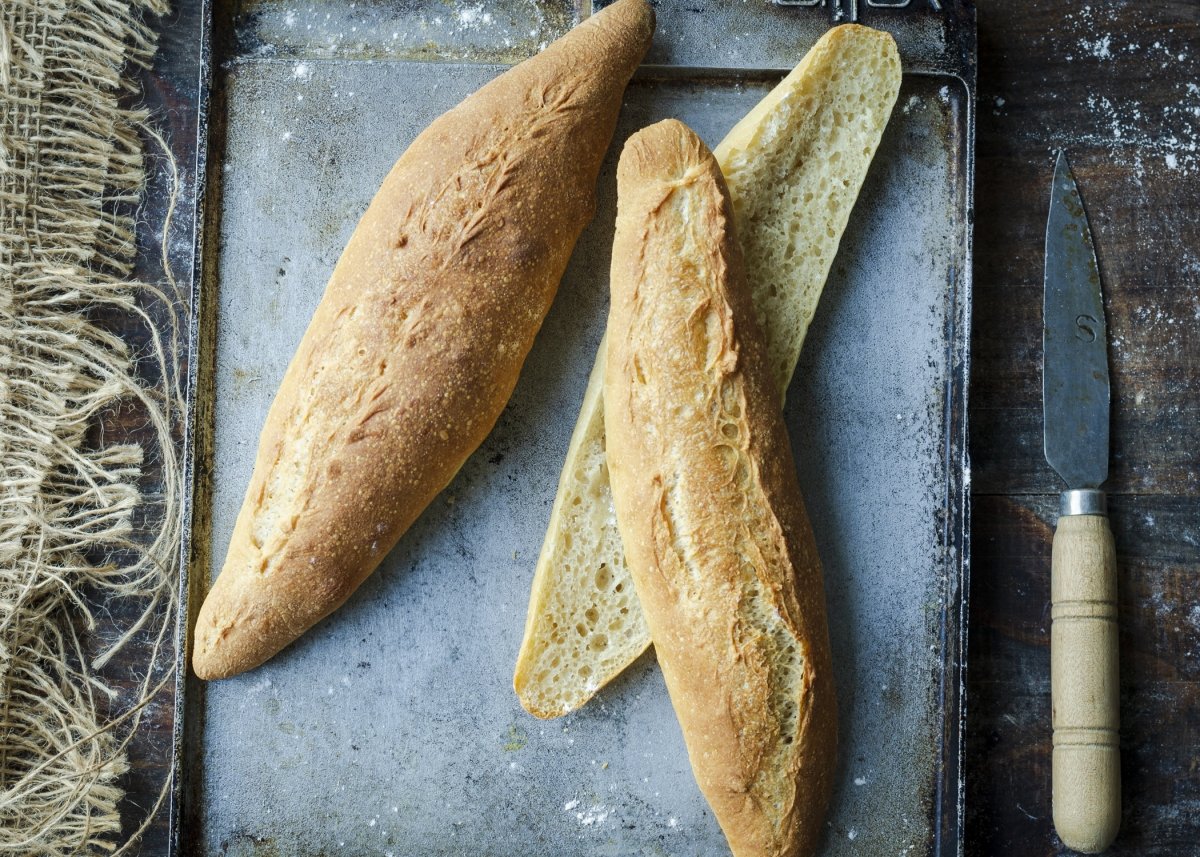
968;1;1200;854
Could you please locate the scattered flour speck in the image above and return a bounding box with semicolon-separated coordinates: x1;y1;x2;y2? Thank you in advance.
456;5;493;28
1080;34;1112;59
575;804;610;826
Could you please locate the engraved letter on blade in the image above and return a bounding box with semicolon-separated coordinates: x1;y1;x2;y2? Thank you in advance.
1043;151;1110;491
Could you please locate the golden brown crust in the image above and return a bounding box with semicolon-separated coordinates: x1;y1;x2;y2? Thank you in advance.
192;0;654;681
604;119;836;857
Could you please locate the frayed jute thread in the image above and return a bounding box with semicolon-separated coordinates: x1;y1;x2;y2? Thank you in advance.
1;0;182;853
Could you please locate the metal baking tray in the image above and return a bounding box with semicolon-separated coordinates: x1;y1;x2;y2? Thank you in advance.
168;1;974;854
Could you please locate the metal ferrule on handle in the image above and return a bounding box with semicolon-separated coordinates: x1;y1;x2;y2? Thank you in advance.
1061;488;1107;518
1051;489;1120;853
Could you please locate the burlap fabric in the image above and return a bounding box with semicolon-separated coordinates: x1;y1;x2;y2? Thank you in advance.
1;0;180;852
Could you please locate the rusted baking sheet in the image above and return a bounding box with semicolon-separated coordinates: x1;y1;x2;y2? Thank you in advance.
169;2;974;854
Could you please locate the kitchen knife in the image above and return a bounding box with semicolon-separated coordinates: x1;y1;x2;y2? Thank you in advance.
1044;149;1119;853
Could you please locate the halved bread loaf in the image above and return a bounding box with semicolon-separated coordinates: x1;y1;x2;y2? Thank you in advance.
514;24;901;718
192;0;654;680
605;118;836;857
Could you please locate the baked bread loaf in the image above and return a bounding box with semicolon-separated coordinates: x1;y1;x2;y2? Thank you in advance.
514;24;900;718
605;119;836;857
192;0;654;680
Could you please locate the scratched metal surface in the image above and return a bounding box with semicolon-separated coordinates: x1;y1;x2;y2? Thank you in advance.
180;3;973;855
594;0;951;73
224;0;972;72
225;0;577;62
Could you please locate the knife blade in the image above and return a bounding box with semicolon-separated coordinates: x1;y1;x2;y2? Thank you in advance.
1043;150;1120;854
1044;150;1110;492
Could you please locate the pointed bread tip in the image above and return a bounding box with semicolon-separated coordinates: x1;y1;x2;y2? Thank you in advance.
585;0;655;61
619;118;716;189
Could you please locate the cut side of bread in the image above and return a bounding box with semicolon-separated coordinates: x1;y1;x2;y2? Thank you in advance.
715;24;905;395
514;24;901;718
604;118;836;857
513;340;648;718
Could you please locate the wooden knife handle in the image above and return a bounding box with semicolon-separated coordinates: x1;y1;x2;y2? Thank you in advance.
1051;512;1120;853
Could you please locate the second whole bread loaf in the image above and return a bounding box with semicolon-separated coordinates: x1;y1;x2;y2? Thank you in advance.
605;118;837;857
